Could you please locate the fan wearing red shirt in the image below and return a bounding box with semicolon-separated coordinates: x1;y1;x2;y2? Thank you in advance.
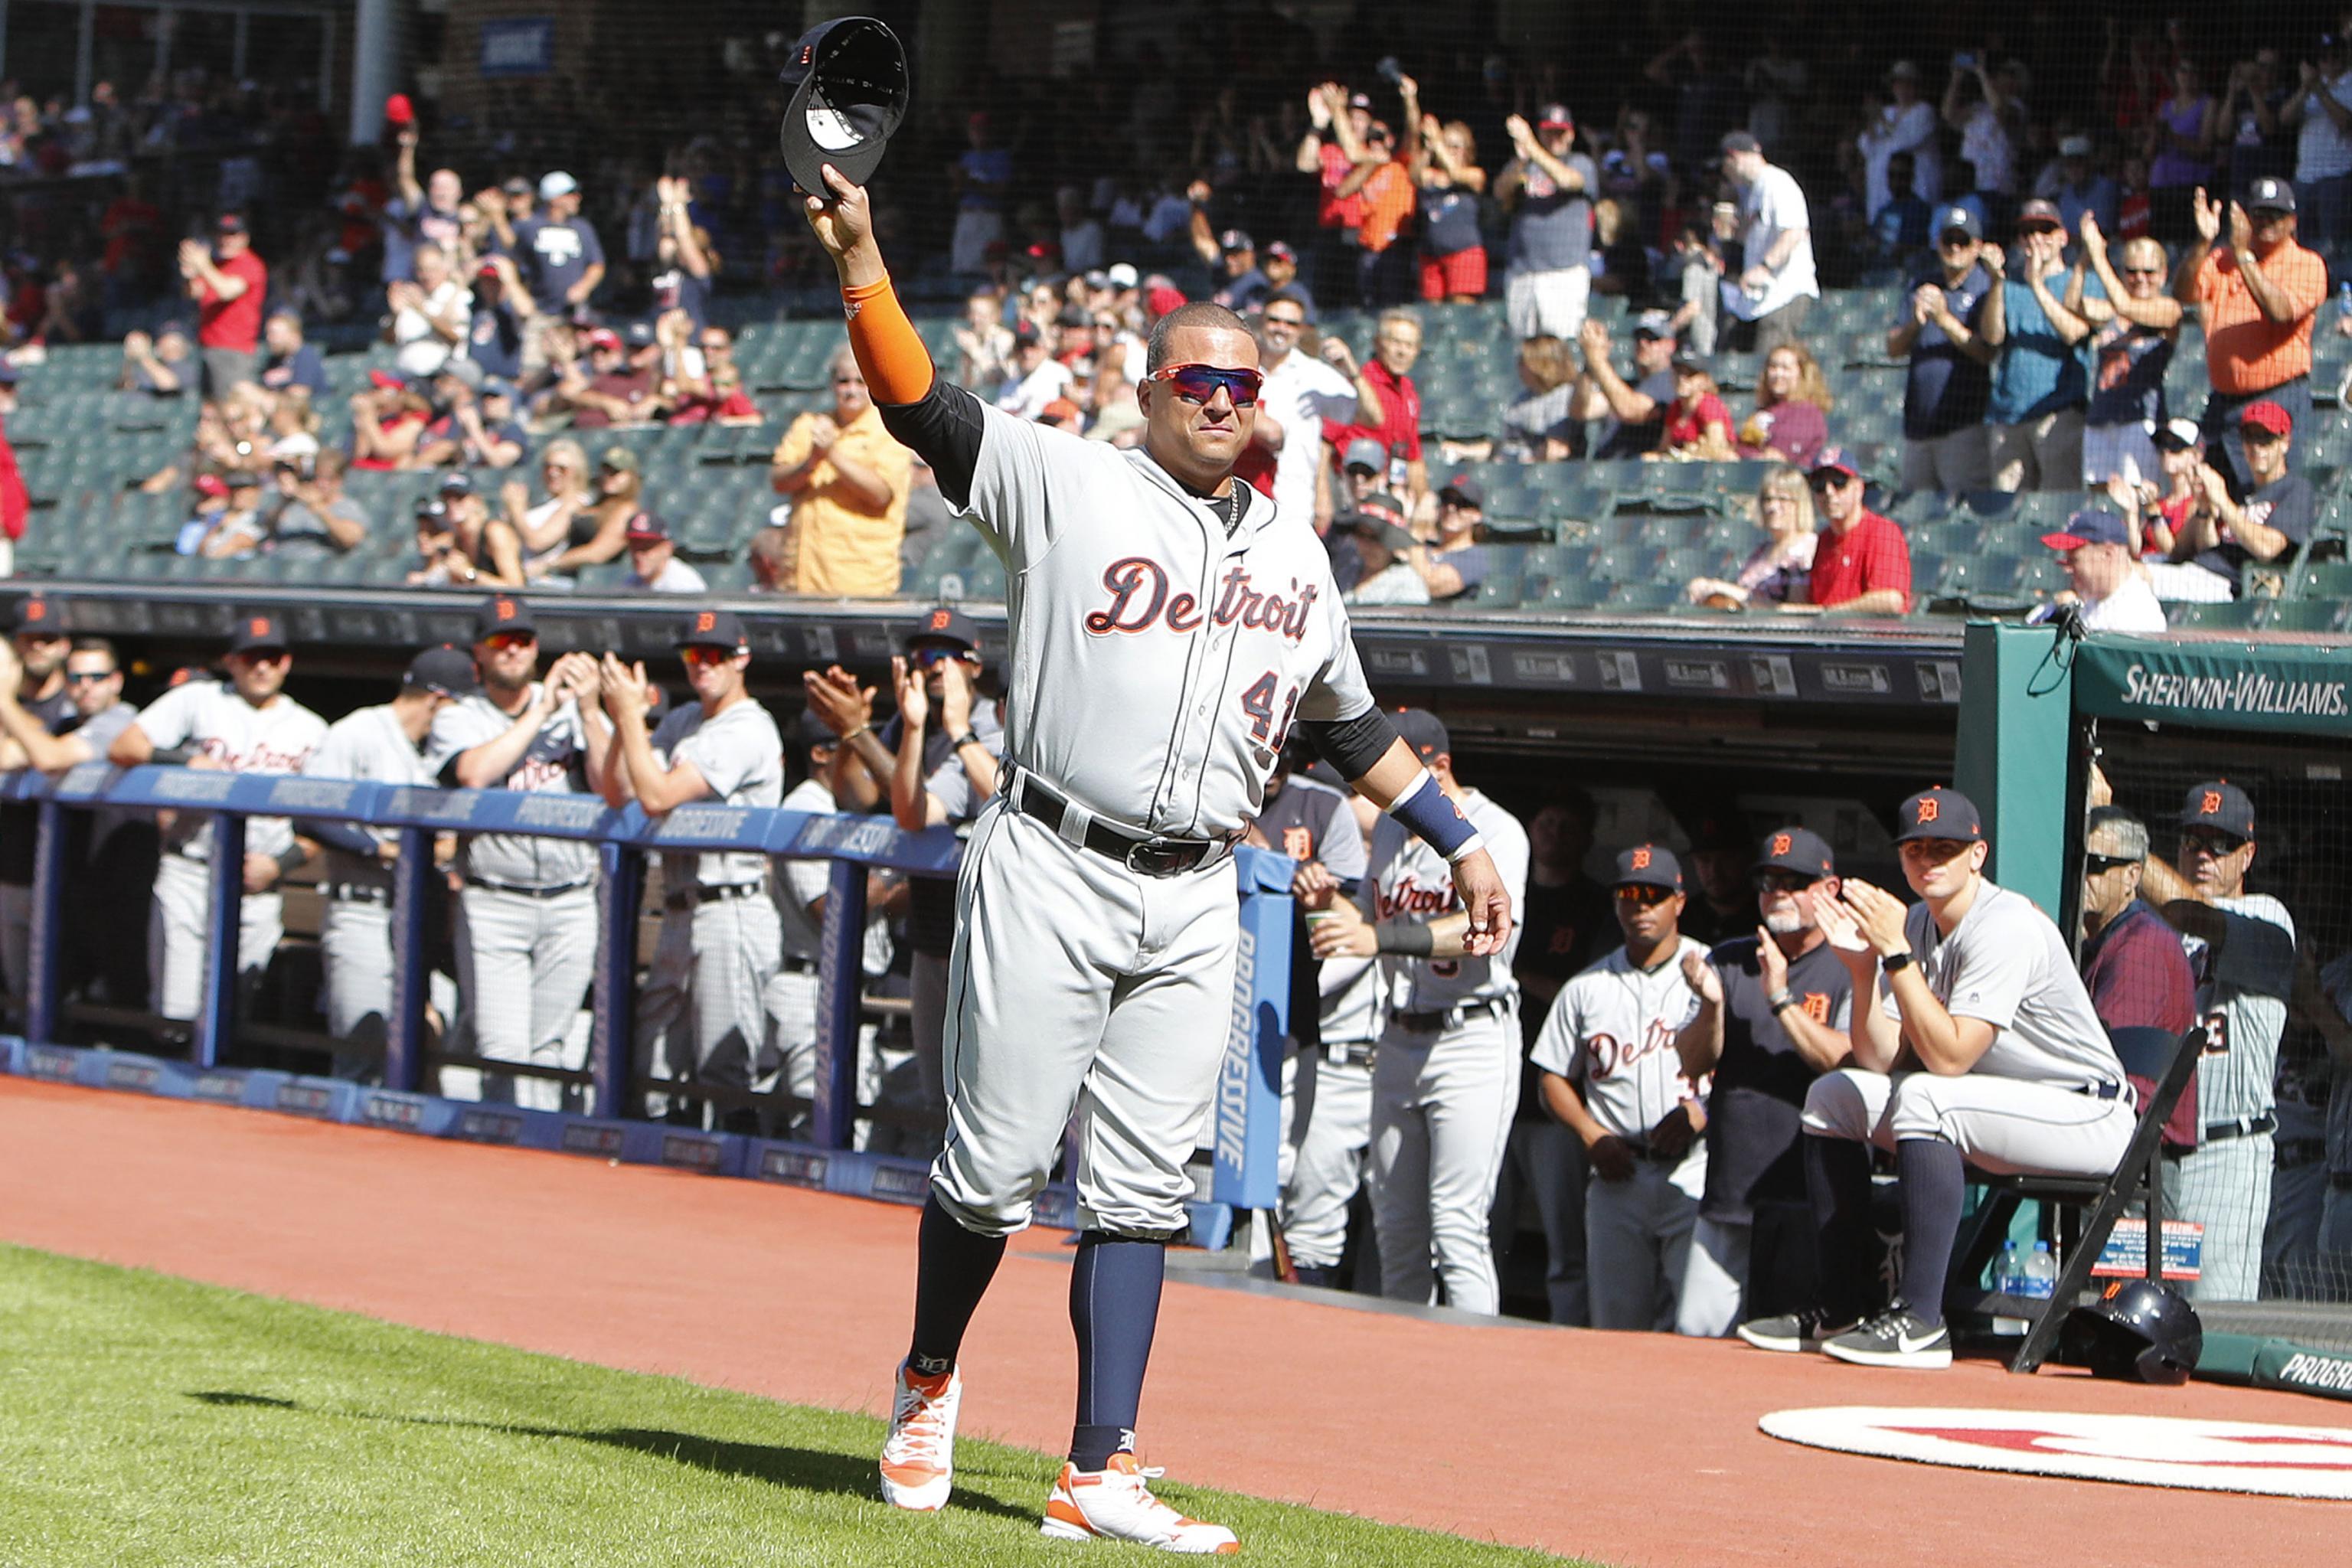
181;213;267;400
1800;448;1912;615
1321;309;1427;511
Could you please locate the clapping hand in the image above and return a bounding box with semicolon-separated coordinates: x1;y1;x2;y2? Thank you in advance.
2190;187;2223;244
891;654;929;730
1679;946;1723;1007
1812;890;1872;959
2078;211;2107;261
1838;878;1913;958
937;656;975;733
801;663;874;737
1504;113;1537;158
1911;283;1945;325
598;654;650;722
1755;923;1792;992
2226;199;2254;252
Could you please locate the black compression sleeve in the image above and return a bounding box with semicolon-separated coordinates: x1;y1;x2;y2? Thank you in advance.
1298;707;1398;783
877;381;987;510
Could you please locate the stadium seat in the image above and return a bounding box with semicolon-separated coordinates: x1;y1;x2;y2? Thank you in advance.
2164;600;2262;630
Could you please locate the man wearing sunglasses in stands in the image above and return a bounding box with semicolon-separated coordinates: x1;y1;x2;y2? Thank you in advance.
802;161;1510;1550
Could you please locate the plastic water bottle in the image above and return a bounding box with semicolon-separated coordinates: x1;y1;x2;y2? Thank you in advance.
1995;1239;2022;1297
2020;1240;2058;1300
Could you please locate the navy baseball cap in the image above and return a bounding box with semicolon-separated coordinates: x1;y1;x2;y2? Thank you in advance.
1937;206;1983;240
1356;490;1409;527
906;604;979;653
776;15;910;194
2246;176;2296;214
1632;309;1676;340
1613;843;1684;892
1753;825;1837;878
1218;228;1254;253
1393;707;1451;761
2042;508;2130;551
472;593;537;640
7;593;61;635
403;645;481;699
676;607;748;652
1439;473;1484;509
1894;786;1984;843
792;708;839;750
227;612;289;655
2179;779;2256;839
438;469;475;496
624;510;671;544
1808;446;1862;482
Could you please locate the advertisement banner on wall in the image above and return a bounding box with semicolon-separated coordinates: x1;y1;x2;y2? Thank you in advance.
2071;636;2352;737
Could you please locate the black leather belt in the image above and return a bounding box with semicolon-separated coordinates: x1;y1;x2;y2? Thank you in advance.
1323;1040;1377;1068
1011;772;1230;878
2204;1112;2276;1143
465;875;593;899
665;881;766;911
323;883;390;905
1394;995;1511;1033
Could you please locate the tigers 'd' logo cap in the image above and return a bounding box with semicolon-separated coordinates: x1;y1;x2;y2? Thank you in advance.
1894;786;1984;843
777;16;910;196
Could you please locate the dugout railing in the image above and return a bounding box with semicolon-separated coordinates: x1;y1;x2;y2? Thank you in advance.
0;763;1300;1242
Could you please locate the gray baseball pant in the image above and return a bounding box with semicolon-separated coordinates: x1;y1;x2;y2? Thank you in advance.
2171;1132;2272;1303
149;854;281;1023
1585;1156;1703;1331
1674;1213;1749;1337
636;893;782;1126
1368;1004;1518;1315
1282;1046;1375;1271
320;895;393;1080
454;884;597;1111
929;802;1238;1240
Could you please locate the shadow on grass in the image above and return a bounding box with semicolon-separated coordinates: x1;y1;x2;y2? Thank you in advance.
182;1390;1035;1521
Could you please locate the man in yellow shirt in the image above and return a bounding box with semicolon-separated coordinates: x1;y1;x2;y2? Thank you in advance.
769;344;915;595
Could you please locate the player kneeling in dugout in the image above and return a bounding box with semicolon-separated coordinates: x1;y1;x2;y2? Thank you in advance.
1738;788;2133;1369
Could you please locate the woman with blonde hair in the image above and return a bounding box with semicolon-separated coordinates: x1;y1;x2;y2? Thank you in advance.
1501;334;1579;461
485;437;629;584
1686;463;1818;608
1736;341;1832;469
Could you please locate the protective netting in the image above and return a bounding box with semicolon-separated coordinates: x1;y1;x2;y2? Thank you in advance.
2090;715;2352;1344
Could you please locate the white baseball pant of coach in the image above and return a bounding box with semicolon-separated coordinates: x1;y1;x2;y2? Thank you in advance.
150;854;281;1022
1674;1214;1752;1338
1369;1001;1519;1315
636;892;782;1124
2171;1133;2273;1303
931;801;1237;1239
1584;1153;1704;1331
454;884;599;1110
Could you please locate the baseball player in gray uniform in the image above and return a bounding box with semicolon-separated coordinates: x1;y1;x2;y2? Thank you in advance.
0;593;74;998
1530;846;1709;1331
1740;788;2132;1368
1253;747;1374;1288
2138;779;2297;1302
0;633;145;1005
596;608;784;1132
806;606;1006;1135
1311;710;1528;1318
109;614;327;1024
769;710;902;1140
298;647;478;1080
430;596;611;1109
804;166;1509;1550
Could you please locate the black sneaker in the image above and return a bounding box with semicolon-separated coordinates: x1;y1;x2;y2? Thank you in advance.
1736;1305;1858;1354
1821;1302;1953;1369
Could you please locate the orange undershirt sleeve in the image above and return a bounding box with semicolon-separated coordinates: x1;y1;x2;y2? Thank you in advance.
841;273;936;405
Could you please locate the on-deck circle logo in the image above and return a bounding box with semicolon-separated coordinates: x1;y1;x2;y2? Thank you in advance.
1762;1406;2352;1499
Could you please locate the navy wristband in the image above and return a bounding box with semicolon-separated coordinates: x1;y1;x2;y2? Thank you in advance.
1387;769;1481;861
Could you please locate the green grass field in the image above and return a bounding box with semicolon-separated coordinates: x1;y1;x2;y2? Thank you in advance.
0;1245;1584;1566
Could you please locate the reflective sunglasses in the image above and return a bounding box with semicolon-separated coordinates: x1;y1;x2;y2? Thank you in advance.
2181;827;2248;857
913;646;969;668
1752;871;1813;894
481;630;537;652
2082;853;2140;874
1614;884;1674;906
680;645;736;668
63;669;115;684
1148;363;1263;407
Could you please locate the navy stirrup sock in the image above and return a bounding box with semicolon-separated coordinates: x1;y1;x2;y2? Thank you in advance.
906;1194;1008;1376
1068;1231;1167;1470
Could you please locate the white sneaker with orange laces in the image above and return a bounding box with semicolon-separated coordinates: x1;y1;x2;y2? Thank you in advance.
1040;1452;1240;1554
879;1363;960;1511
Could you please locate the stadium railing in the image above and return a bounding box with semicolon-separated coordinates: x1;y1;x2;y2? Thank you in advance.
0;763;1298;1231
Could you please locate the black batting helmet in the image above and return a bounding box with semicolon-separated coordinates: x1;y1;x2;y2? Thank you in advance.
2060;1279;2203;1385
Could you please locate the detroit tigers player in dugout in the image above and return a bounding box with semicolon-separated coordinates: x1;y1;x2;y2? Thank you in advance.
803;163;1511;1552
430;596;612;1109
109;613;326;1024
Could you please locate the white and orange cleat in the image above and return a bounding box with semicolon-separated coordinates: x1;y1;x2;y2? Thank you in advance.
878;1362;961;1511
1040;1452;1240;1554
